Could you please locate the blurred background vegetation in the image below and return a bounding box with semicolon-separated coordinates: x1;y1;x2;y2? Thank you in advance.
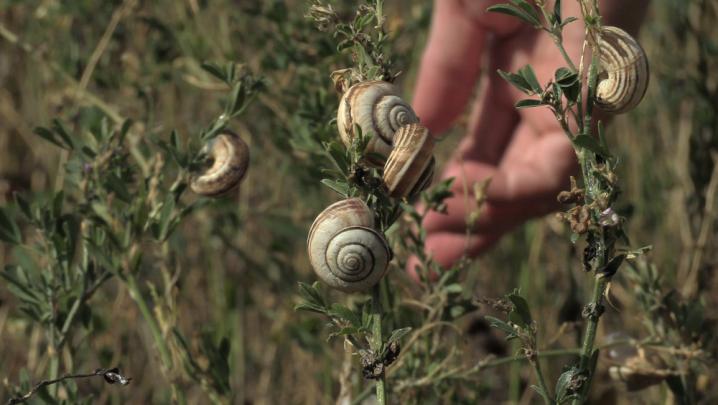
0;0;716;403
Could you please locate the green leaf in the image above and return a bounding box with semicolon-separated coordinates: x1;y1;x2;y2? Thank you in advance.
598;254;625;277
297;281;326;309
103;173;132;203
560;16;578;27
0;206;21;244
386;327;412;345
530;384;551;404
486;3;541;27
485;316;516;337
13;193;32;220
555;367;577;403
553;0;562;25
572;134;608;157
328;303;361;327
508;291;532;326
51;119;75;150
33;126;66;150
294;302;327;314
518;65;543;94
515;99;544;109
320;179;350;197
555;67;578;87
157;194;176;241
497;69;533;95
201;61;229;84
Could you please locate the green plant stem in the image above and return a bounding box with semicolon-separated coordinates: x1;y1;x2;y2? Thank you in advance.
572;276;608;405
371;284;386;405
125;273;173;369
529;355;553;404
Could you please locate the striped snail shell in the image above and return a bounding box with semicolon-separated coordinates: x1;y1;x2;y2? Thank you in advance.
337;81;419;166
190;130;249;196
383;124;436;199
595;26;649;114
307;198;391;293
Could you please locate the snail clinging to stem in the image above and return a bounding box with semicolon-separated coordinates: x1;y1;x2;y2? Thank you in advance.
337;81;419;166
190;130;250;196
307;198;391;293
595;26;649;114
383;123;436;199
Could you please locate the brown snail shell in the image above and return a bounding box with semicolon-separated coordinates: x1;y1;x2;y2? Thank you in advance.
383;123;436;199
337;81;419;166
596;26;649;114
307;198;391;293
190;130;249;196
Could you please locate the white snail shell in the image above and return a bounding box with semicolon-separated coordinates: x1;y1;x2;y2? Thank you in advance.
307;198;391;293
337;81;419;166
596;26;649;114
190;130;249;196
383;124;436;199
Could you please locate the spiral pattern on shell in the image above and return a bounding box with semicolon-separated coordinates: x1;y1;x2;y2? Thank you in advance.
190;130;250;197
595;26;649;114
383;124;436;199
307;198;391;293
337;81;419;166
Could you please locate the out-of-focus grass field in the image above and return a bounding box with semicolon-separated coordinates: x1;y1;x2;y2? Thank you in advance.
0;0;716;404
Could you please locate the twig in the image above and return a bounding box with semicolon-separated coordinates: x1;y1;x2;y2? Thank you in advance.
6;368;131;405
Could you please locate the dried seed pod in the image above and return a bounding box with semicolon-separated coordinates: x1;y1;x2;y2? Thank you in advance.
337;81;419;166
596;26;649;113
190;131;250;196
383;124;436;198
307;198;391;293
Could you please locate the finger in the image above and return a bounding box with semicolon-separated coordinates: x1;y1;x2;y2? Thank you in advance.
412;0;486;135
423;123;575;234
458;67;520;166
424;232;501;269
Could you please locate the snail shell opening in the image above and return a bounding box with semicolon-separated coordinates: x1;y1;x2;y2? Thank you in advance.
337;81;419;166
307;198;391;293
190;130;250;197
383;123;436;199
596;26;649;114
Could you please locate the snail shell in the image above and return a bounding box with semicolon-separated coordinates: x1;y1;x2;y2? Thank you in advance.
596;26;649;114
337;81;419;166
190;130;249;196
383;124;436;199
307;198;391;293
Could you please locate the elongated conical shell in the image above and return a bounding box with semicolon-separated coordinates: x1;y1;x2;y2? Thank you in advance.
596;26;649;114
307;198;391;293
383;124;436;198
190;130;249;196
337;81;419;166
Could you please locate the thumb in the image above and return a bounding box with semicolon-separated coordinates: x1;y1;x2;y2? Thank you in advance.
412;0;486;135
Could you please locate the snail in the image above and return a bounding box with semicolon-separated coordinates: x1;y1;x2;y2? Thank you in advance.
190;130;250;196
307;198;391;293
595;26;649;114
383;123;436;199
337;81;419;166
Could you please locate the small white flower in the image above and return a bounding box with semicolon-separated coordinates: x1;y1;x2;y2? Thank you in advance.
599;208;620;226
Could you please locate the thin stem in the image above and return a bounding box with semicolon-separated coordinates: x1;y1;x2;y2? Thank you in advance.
529;355;553;405
371;285;387;405
572;277;608;405
6;368;131;405
125;273;173;369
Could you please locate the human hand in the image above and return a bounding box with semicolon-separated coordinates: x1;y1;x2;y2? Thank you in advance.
408;0;648;274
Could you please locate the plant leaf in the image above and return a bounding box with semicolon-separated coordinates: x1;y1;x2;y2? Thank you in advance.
515;99;544;109
518;65;543;94
0;207;21;244
573;134;608;157
487;3;541;27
